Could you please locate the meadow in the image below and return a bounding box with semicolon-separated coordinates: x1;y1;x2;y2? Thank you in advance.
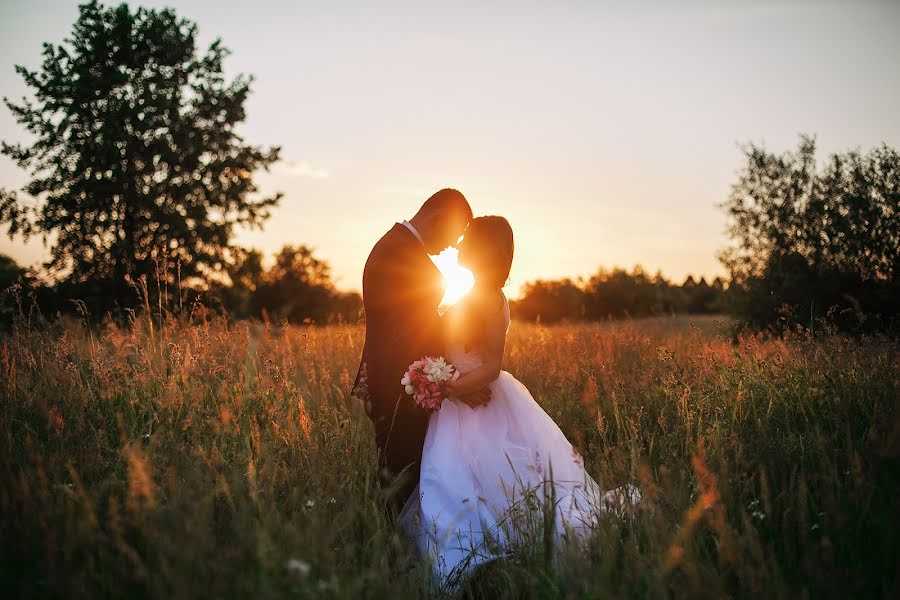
1;314;897;598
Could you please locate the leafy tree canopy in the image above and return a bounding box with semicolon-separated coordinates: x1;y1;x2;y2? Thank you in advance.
0;0;281;305
719;135;899;331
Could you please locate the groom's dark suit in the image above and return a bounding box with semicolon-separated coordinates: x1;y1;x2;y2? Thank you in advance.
353;223;445;503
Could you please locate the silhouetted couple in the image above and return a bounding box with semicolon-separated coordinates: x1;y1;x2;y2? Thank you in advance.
352;189;640;587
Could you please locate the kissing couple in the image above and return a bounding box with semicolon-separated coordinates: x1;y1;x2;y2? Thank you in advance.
352;189;640;586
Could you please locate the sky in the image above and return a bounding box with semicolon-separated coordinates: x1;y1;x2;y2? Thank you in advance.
1;0;899;296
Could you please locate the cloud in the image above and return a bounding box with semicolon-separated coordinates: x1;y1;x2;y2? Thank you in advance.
277;160;329;179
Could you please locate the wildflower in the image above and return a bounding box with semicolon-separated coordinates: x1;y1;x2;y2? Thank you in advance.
286;558;311;576
748;499;766;521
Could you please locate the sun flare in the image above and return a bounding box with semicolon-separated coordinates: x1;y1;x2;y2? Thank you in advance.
432;247;475;308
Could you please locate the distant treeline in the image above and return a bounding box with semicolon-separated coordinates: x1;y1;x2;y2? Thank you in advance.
510;268;727;323
3;250;725;326
212;245;362;324
0;246;363;326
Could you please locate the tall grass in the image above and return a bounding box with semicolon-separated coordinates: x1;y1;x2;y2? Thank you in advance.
1;314;897;598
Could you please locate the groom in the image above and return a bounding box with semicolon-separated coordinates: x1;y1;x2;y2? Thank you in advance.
353;189;491;506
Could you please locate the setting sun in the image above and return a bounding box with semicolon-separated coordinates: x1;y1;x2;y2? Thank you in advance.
432;247;475;308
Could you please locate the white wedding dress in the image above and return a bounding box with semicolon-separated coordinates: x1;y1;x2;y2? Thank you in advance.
399;299;641;587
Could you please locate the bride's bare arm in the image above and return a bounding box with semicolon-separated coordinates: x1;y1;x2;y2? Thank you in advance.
446;304;507;397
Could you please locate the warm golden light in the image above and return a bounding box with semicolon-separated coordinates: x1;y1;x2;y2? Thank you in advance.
432;247;475;308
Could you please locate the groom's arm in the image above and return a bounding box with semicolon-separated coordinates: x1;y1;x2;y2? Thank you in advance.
371;248;443;401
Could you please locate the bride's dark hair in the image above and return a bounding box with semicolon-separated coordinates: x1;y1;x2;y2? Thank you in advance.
463;216;514;289
451;216;514;351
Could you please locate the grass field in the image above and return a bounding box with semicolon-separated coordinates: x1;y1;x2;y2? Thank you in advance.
1;314;898;598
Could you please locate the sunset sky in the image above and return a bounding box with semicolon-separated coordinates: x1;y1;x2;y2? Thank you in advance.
1;0;899;295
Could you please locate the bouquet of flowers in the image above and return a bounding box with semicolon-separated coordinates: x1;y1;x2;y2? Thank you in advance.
401;356;460;412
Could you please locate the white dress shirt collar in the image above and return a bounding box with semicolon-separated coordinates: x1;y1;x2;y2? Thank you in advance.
401;220;425;247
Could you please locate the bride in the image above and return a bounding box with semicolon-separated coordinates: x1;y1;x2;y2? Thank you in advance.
399;216;641;587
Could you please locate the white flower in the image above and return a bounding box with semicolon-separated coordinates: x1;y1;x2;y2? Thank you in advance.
747;499;765;521
404;384;415;395
425;357;455;382
428;357;447;372
305;499;315;508
400;374;411;386
286;558;311;576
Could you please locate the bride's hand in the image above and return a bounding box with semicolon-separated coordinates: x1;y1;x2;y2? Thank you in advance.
452;386;491;409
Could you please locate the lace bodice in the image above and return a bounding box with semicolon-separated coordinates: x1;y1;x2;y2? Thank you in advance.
446;295;510;375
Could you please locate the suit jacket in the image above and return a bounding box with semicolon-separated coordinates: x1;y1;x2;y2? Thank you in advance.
353;223;445;496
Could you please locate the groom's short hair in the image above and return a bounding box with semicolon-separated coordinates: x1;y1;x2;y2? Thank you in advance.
418;188;472;222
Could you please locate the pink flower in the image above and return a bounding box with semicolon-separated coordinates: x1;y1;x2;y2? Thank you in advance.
402;355;460;413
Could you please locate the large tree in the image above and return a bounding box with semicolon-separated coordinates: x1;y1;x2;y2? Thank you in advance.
0;1;280;304
719;136;900;331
